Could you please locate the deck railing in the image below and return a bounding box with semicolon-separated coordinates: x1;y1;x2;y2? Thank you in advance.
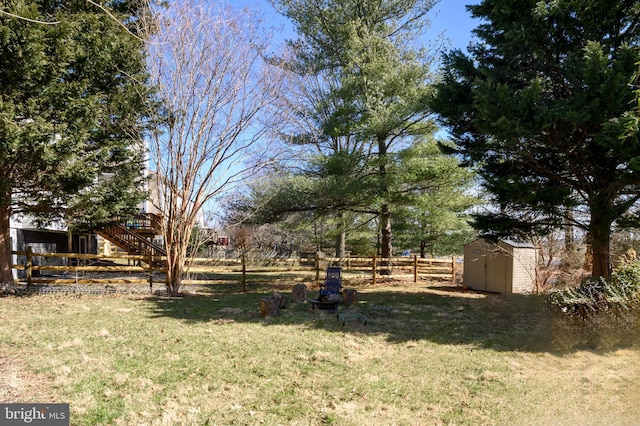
121;213;162;234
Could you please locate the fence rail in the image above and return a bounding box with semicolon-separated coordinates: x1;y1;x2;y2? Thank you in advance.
11;249;456;289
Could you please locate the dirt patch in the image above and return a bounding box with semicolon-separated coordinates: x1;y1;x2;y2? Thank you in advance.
0;355;57;403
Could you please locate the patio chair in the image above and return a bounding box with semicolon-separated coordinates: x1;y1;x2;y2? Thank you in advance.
311;266;342;313
320;266;342;297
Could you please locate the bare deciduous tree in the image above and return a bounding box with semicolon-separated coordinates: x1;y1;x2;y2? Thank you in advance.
145;1;285;294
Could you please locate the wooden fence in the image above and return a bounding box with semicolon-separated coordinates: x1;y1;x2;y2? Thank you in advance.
11;249;457;289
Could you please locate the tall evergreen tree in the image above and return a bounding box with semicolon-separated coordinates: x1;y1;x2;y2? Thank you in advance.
270;72;378;257
0;0;153;284
271;0;438;261
391;139;477;257
432;0;640;279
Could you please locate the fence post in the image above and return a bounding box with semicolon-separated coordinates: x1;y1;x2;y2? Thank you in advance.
147;254;153;293
372;254;377;286
414;255;418;283
451;256;456;281
241;253;246;292
26;247;33;286
315;253;320;288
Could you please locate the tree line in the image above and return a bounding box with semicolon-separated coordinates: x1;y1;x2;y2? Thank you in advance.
1;0;639;295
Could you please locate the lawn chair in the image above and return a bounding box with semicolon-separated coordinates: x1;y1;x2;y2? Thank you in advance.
320;266;342;297
311;266;342;313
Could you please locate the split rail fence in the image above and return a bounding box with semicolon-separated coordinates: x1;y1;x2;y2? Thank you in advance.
11;249;457;291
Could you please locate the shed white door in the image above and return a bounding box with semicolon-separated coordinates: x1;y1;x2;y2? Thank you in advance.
464;243;489;291
486;246;507;293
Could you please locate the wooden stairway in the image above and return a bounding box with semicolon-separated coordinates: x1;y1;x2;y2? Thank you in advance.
95;213;166;264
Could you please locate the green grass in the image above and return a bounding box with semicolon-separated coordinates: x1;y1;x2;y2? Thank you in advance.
1;280;639;425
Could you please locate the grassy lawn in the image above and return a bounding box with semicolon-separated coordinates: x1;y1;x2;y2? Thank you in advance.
1;279;639;425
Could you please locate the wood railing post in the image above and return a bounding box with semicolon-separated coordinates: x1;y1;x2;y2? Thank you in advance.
414;255;418;283
241;253;246;292
372;254;377;286
147;253;153;292
452;256;456;281
315;253;320;288
26;247;33;286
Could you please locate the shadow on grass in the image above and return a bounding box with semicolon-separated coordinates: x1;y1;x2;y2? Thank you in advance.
145;281;640;354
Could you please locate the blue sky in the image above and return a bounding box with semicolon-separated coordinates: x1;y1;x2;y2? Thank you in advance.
426;0;481;52
237;0;482;54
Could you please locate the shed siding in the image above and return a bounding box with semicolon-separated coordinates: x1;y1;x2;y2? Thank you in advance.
463;239;489;291
486;245;507;293
510;249;536;294
463;238;537;294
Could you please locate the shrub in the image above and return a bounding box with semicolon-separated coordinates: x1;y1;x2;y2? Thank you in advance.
610;261;640;302
548;276;608;316
549;262;640;316
548;262;640;349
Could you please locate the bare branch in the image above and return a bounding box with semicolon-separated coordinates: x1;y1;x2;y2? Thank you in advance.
143;0;287;292
0;8;59;24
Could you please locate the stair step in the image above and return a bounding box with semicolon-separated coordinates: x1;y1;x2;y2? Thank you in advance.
96;216;167;265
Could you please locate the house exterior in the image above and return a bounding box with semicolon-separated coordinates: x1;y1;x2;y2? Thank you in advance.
10;216;96;278
10;168;213;277
463;238;537;294
9;148;170;277
96;172;164;256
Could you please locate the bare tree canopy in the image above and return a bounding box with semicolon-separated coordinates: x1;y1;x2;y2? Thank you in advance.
144;0;286;293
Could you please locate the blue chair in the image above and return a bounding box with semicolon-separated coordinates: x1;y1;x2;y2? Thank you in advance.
311;266;342;313
320;266;342;297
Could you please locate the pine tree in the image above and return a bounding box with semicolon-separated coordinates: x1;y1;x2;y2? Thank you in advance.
0;0;153;283
390;139;477;257
432;0;640;279
271;0;438;261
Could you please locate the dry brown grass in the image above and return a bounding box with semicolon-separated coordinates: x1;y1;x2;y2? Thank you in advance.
0;278;639;425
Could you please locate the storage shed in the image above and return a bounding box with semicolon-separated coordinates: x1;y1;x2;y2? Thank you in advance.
463;238;537;294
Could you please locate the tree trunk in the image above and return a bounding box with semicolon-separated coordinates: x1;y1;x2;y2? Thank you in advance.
342;288;358;305
165;252;183;296
591;240;609;279
272;292;288;309
380;203;393;275
378;134;392;275
564;209;574;252
335;224;346;258
292;284;307;303
260;297;281;318
0;197;14;285
589;209;613;280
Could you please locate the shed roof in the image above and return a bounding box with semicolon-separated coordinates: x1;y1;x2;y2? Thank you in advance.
465;237;535;249
500;239;535;249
